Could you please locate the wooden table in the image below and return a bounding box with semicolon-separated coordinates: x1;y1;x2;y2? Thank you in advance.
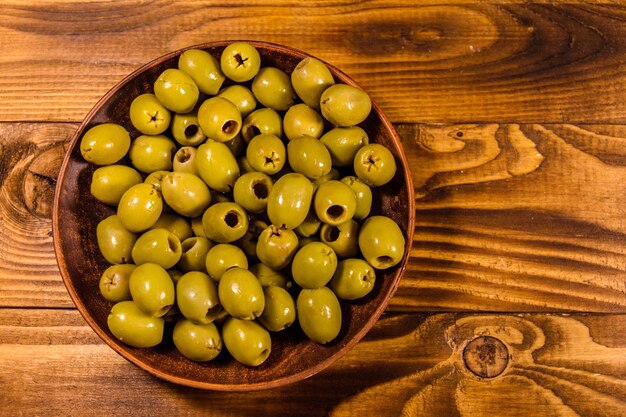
1;1;625;415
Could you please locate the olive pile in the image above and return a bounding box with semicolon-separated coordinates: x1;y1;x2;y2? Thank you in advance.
82;42;406;367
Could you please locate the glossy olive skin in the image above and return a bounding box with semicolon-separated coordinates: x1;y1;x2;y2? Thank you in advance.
131;228;182;269
91;165;142;206
340;176;372;220
311;168;340;189
97;214;137;264
287;135;332;180
176;271;222;324
320;126;369;167
202;202;249;243
205;243;248;282
178;48;225;95
143;170;168;193
283;104;324;141
173;319;222;362
173;146;198;175
161;172;212;218
297;287;342;344
314;180;357;226
218;267;265;320
170;113;206;146
80;123;130;165
195;140;240;192
117;183;163;233
149;213;193;242
178;236;213;272
154;68;199;113
190;216;206;237
320;220;360;258
249;263;290;289
107;301;164;348
222;317;271;367
320;84;371;127
223;133;246;159
220;42;261;82
291;242;338;289
358;215;405;269
259;286;296;332
129;263;175;317
354;143;397;187
246;134;286;175
252;67;296;111
256;225;299;270
129;135;177;174
291;57;335;109
241;107;283;142
197;96;242;143
267;173;314;229
99;264;136;302
233;171;273;214
218;85;257;118
294;208;321;237
130;93;171;135
328;258;376;300
236;219;268;259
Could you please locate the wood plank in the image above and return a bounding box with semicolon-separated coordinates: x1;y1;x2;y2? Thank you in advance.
1;308;624;416
2;122;626;311
2;2;626;123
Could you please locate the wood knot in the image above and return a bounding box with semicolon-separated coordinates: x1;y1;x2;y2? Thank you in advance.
23;145;65;219
462;336;509;378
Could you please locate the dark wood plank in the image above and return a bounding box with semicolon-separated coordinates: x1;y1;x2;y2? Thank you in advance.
2;2;626;123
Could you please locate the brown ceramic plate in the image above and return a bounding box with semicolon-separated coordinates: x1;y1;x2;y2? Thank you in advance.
53;41;415;391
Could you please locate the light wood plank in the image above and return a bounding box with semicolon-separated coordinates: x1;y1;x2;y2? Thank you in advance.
1;2;626;123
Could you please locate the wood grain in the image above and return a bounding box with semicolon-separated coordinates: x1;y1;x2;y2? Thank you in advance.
2;2;626;123
2;122;626;312
1;308;624;416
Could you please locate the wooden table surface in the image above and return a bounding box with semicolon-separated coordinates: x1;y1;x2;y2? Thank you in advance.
1;1;625;415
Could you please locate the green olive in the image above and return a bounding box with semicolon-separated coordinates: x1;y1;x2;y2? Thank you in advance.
99;264;136;302
178;48;225;95
218;267;265;320
168;269;185;283
259;286;296;332
251;67;296;111
291;57;335;109
237;155;255;174
172;146;198;175
297;287;342;344
117;183;163;233
195;140;240;192
245;133;286;175
202;202;249;243
320;220;360;258
224;133;246;158
218;84;257;118
197;96;242;143
241;107;283;143
131;228;182;269
191;216;206;237
314;180;357;226
328;258;376;300
222;317;271;367
96;214;137;264
267;173;314;229
311;168;340;189
256;225;299;270
129;262;175;317
236;219;268;259
80;123;130;165
91;165;143;206
161;172;212;217
287;135;332;180
178;236;213;272
129;93;171;135
170;112;206;146
340;176;372;220
107;301;164;348
220;42;261;83
283;104;324;140
149;213;193;242
154;68;199;114
294;207;321;238
173;319;222;362
205;243;248;282
354;143;397;187
320;126;369;167
129;134;177;174
176;271;222;324
291;242;337;289
298;235;320;249
320;84;371;127
358;215;405;269
143;170;168;193
233;171;273;214
249;263;290;289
